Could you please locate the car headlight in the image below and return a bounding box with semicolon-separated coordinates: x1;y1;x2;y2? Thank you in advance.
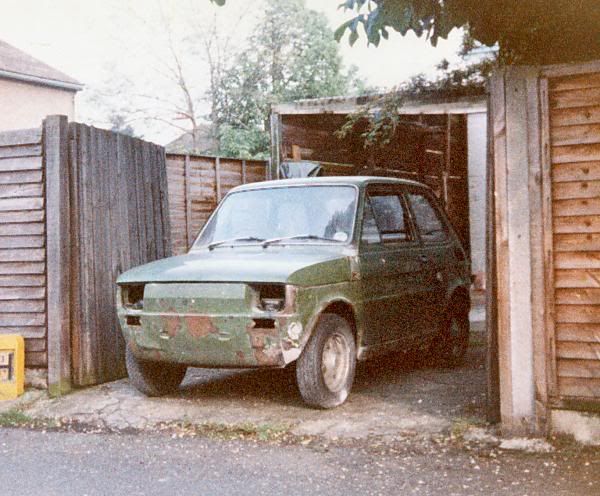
251;284;286;312
121;284;145;310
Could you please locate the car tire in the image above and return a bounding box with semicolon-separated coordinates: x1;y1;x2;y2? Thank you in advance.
296;313;356;409
431;302;470;367
125;346;187;396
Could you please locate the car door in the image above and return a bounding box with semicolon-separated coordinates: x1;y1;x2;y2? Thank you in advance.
404;188;453;337
358;186;424;346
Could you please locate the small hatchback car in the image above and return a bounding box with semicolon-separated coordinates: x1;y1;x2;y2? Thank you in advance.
117;177;471;408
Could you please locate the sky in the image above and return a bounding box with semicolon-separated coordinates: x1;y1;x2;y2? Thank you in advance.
0;0;464;143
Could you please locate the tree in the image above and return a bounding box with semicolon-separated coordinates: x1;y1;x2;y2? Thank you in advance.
336;0;600;65
214;0;361;158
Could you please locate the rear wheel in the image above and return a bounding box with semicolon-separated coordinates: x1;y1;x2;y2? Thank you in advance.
296;313;356;409
432;303;470;367
126;346;187;396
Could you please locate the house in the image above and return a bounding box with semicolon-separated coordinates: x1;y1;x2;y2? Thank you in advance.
0;39;82;131
270;93;488;291
166;124;217;155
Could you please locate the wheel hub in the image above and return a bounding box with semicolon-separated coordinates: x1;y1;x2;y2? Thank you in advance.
321;332;351;392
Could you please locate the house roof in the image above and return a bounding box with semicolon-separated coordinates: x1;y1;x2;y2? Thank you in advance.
0;39;83;92
272;92;487;116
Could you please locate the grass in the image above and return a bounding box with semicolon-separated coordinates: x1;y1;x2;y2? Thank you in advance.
0;408;34;427
161;419;292;442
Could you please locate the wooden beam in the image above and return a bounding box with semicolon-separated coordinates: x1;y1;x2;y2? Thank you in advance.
44;115;71;396
184;154;193;249
269;113;282;179
215;156;222;202
241;159;247;184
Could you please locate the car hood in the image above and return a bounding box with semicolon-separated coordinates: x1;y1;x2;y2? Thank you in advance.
117;245;354;286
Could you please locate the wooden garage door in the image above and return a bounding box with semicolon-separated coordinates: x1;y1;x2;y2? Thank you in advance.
549;67;600;401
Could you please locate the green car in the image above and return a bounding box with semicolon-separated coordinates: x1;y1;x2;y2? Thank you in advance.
117;177;471;408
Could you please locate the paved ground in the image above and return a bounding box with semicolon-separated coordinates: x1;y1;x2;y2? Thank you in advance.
20;321;487;440
1;428;598;496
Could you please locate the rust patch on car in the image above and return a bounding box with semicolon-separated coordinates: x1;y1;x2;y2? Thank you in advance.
164;316;180;338
185;315;218;339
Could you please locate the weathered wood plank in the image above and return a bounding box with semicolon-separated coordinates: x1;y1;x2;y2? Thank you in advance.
0;248;45;262
0;327;45;338
24;350;47;367
553;161;600;183
0;197;44;211
557;377;600;398
555;288;600;305
553;180;600;199
0;183;43;199
553;198;600;216
0;313;45;326
0;300;45;313
0;210;44;224
1;223;44;236
0;144;42;159
550;72;600;92
0;156;42;172
555;252;600;269
551;105;600;127
552;144;600;164
0;170;42;185
556;304;600;324
555;269;600;288
550;87;600;110
551;124;600;147
0;262;45;275
553;215;600;233
554;233;600;252
0;236;44;249
0;128;41;147
0;273;44;288
556;323;600;342
0;287;45;299
558;359;600;379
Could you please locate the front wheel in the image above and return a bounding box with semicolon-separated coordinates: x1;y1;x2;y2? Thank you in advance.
126;346;187;396
296;313;356;409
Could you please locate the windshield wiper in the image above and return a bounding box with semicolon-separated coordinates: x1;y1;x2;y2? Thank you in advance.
207;236;265;251
262;234;341;247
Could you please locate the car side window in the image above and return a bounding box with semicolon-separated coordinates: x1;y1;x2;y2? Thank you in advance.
406;192;448;243
360;197;381;245
367;193;412;243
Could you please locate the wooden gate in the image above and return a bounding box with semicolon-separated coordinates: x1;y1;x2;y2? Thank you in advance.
490;60;600;434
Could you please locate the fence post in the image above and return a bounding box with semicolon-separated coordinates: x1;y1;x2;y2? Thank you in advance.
215;156;222;201
184;154;193;249
44;115;71;396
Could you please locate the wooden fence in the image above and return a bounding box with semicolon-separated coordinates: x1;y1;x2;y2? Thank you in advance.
0;128;46;368
489;60;600;435
0;116;170;394
68;122;170;387
166;154;269;254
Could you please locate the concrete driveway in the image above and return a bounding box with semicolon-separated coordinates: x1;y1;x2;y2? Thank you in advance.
22;315;487;441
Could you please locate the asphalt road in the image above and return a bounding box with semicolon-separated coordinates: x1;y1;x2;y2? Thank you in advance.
1;428;598;496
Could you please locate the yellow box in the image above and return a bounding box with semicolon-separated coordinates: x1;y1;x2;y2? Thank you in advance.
0;335;24;400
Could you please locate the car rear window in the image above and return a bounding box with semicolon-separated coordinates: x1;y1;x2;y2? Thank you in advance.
406;192;448;243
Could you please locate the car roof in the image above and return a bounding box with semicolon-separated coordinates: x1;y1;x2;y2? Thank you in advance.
230;176;428;193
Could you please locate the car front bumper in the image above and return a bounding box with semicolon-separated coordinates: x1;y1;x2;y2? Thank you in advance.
117;282;305;368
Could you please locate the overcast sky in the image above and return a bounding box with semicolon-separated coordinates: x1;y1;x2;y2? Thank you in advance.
0;0;463;142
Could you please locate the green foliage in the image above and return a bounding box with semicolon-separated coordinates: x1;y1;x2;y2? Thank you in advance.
214;0;360;158
337;0;600;65
337;53;493;148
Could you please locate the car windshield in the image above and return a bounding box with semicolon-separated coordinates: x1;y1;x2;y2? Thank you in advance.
192;185;357;249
